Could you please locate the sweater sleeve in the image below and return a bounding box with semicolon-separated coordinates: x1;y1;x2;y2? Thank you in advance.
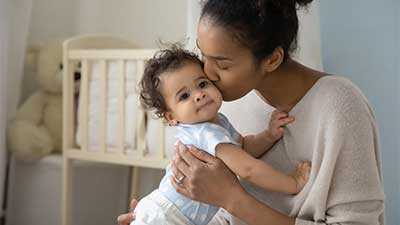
296;81;385;225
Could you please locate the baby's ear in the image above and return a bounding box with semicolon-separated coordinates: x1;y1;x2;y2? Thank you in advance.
164;112;178;126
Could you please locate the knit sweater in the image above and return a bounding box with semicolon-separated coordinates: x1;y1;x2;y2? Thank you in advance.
217;76;385;225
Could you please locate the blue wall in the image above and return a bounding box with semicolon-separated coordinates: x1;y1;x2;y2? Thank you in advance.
320;1;399;224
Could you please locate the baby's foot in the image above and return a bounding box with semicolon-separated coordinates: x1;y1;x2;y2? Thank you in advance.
291;161;311;193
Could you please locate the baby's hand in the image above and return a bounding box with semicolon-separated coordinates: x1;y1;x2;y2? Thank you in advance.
268;110;295;141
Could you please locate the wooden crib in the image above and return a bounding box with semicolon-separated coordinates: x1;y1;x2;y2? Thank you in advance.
62;35;172;225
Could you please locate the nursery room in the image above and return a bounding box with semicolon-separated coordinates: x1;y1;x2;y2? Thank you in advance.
0;0;398;225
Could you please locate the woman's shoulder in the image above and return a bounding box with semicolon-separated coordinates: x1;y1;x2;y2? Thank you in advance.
316;75;361;94
313;75;375;119
313;75;368;104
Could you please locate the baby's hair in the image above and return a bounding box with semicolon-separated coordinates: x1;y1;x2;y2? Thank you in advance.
139;44;203;118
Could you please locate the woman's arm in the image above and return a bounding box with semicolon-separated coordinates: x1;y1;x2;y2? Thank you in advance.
171;144;295;225
227;189;296;225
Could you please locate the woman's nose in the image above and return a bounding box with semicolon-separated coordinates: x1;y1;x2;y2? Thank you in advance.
203;59;219;82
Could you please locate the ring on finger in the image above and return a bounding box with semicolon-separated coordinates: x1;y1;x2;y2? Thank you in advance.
175;175;186;185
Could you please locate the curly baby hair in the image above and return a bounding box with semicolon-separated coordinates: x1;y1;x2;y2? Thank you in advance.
139;44;203;118
200;0;314;63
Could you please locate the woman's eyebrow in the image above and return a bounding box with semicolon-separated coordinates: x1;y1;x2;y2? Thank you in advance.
196;39;232;61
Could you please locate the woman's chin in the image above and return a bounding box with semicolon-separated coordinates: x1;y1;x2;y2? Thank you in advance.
222;89;251;102
222;93;243;102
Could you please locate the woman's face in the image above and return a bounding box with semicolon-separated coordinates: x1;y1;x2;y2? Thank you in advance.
197;18;263;101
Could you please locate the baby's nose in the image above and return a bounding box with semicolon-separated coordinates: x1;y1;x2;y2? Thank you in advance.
195;93;206;102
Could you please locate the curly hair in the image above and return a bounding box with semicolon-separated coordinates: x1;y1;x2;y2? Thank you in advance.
200;0;314;63
139;45;203;118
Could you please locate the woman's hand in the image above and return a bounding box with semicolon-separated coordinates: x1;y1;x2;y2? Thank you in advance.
117;199;138;225
170;142;245;208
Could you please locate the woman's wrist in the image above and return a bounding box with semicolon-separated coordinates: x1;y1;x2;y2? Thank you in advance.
223;186;250;216
224;187;296;225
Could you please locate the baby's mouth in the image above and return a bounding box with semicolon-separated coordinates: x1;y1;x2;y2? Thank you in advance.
197;100;213;112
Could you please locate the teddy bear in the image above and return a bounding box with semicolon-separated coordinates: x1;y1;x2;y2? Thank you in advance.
7;40;72;160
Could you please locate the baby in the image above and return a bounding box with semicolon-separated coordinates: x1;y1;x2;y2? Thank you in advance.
134;46;311;225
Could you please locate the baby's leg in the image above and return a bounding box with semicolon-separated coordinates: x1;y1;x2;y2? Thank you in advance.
130;191;166;225
131;190;196;225
263;161;311;194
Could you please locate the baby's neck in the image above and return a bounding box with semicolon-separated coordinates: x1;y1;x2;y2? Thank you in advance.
209;114;220;124
187;113;220;125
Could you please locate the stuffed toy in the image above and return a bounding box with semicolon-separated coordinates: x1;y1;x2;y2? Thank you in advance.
8;40;71;160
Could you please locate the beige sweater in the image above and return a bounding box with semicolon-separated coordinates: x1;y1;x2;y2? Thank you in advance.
218;76;385;225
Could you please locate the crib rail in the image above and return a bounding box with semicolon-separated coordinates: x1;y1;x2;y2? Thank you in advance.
63;48;170;169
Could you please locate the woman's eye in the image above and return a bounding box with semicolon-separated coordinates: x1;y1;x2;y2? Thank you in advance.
216;61;229;70
179;93;190;101
199;81;208;88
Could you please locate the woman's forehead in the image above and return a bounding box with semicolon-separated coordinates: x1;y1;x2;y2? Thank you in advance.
197;19;239;57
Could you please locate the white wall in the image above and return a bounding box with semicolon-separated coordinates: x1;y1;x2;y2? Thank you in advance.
74;0;187;48
186;0;201;52
295;1;322;70
28;0;187;48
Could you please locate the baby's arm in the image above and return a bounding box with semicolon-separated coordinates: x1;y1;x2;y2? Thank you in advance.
216;143;310;194
242;110;295;158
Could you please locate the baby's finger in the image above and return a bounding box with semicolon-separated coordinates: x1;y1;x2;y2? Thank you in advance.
278;117;295;126
272;111;289;120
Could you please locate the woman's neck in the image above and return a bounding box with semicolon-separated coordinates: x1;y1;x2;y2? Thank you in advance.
256;59;324;113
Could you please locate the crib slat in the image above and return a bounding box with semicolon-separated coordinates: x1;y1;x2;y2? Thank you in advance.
101;60;108;153
81;60;89;152
63;61;75;150
119;60;126;155
62;47;75;225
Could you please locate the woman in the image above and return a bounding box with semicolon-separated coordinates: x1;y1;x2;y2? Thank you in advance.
118;0;385;224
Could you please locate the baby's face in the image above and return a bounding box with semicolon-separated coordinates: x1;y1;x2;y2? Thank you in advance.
160;62;222;124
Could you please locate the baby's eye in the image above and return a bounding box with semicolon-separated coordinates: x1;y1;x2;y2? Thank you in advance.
199;81;208;88
179;93;190;101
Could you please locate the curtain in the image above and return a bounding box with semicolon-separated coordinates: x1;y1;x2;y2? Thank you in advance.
0;0;10;219
0;0;33;219
295;1;323;70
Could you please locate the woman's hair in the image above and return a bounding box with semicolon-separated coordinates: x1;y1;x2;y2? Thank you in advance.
200;0;313;63
139;44;203;118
